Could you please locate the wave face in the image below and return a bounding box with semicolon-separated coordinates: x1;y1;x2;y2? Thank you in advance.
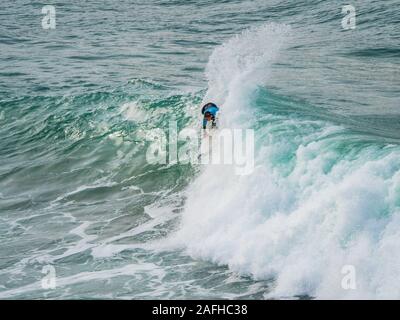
1;0;399;299
171;24;400;299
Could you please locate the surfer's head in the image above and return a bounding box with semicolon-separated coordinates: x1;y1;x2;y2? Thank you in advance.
204;111;212;120
204;102;216;108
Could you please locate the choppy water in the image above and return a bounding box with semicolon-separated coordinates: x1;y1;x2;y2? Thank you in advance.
0;0;399;299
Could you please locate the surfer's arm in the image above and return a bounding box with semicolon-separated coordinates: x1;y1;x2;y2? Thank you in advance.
202;118;207;129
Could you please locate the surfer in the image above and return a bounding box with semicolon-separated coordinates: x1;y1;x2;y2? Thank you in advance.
201;102;219;129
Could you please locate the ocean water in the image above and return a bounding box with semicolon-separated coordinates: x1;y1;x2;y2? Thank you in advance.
0;0;399;299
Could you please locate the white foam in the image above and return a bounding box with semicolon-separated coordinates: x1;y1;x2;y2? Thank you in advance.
169;23;400;299
0;262;164;299
204;23;291;127
120;101;148;122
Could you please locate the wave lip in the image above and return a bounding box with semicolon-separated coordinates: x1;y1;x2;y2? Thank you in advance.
204;23;291;122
